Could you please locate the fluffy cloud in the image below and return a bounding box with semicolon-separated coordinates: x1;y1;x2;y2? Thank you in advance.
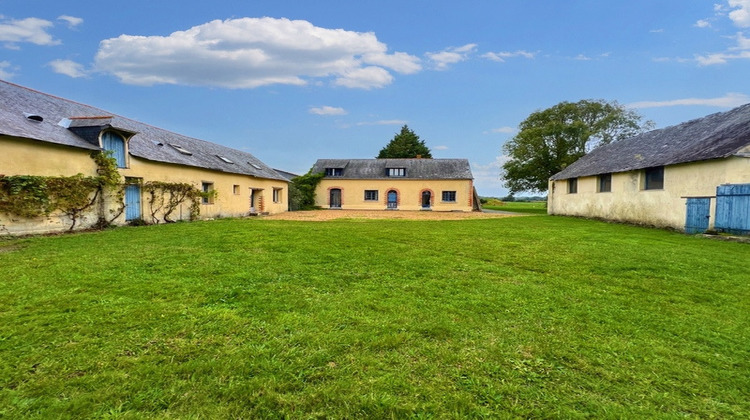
309;106;347;116
694;19;712;28
48;59;87;78
0;17;59;47
728;0;750;27
629;92;750;108
94;17;421;89
426;44;477;70
481;50;535;62
57;15;83;28
0;61;14;79
695;32;750;65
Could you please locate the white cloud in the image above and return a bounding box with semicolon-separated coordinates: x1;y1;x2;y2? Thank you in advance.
334;66;393;89
426;43;477;70
309;106;347;116
574;54;592;61
94;17;421;89
355;119;407;126
484;126;516;134
728;0;750;27
471;155;513;195
57;15;83;28
434;145;449;150
650;28;665;33
0;17;59;47
481;50;536;62
629;92;750;108
0;61;14;79
695;19;712;28
48;59;87;78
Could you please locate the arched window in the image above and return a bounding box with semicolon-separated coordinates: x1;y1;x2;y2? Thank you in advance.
101;131;127;168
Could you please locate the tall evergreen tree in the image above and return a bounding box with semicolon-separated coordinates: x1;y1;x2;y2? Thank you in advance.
377;125;433;158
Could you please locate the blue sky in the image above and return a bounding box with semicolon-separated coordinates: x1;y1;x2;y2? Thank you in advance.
2;1;749;196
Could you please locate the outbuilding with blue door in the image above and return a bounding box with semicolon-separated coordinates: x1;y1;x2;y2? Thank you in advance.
548;103;750;233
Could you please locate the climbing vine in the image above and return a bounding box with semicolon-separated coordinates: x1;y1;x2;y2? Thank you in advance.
0;151;121;230
142;181;213;223
289;170;325;210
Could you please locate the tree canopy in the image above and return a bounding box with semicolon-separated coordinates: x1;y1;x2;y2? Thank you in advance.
501;99;653;193
377;125;432;159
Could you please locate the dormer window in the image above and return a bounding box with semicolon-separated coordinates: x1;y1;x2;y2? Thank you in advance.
101;131;127;168
326;168;343;177
387;168;405;177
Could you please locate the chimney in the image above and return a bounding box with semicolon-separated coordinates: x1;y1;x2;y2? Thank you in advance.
416;154;422;159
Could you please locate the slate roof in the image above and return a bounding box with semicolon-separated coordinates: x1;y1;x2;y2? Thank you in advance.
551;103;750;180
311;159;473;180
0;80;287;182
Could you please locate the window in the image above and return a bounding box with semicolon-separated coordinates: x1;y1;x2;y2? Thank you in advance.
644;167;664;190
568;178;578;194
387;168;405;177
364;190;378;201
169;143;192;155
216;155;234;164
442;191;456;202
233;185;240;195
325;168;343;177
598;173;612;193
202;182;214;204
273;188;282;203
101;131;127;168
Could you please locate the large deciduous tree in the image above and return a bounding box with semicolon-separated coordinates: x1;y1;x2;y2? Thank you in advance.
501;99;653;193
377;125;433;159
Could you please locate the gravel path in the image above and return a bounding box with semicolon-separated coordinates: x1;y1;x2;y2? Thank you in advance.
263;209;522;221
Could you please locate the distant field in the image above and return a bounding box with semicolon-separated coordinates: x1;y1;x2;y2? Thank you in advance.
1;216;748;418
483;200;548;214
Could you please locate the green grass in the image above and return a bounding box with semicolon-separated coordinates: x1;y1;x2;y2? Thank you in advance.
483;200;548;214
1;216;748;418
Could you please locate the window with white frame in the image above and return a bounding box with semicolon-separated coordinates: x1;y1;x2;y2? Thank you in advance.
273;188;282;203
386;168;406;177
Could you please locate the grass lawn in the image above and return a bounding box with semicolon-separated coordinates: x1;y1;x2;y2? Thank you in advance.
1;215;748;418
483;201;548;215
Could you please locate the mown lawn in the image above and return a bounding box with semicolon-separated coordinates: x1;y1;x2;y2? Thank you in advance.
1;215;748;418
483;200;548;214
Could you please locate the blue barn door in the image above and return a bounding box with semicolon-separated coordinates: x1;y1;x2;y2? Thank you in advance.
715;184;750;235
387;190;398;209
125;184;141;221
685;198;710;234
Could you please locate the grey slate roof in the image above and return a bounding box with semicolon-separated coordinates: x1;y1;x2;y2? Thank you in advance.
0;80;286;182
551;103;750;180
311;158;473;180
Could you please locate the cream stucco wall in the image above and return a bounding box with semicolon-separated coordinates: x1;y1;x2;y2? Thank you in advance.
315;178;474;211
547;157;750;230
1;136;287;235
118;156;287;224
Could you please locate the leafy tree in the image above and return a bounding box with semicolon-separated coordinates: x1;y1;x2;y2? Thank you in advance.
377;125;432;159
501;99;653;193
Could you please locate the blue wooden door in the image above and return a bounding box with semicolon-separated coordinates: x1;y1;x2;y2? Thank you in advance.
387;190;398;209
715;184;750;235
685;198;710;234
125;184;141;221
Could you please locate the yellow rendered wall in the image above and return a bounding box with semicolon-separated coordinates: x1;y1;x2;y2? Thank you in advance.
315;178;474;211
547;157;750;230
0;136;287;235
1;136;98;176
118;157;288;223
